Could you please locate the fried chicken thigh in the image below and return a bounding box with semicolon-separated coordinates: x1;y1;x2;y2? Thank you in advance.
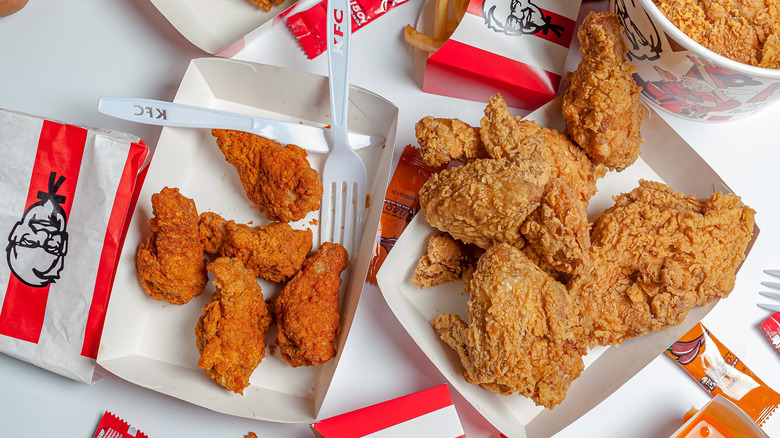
433;243;586;409
569;180;756;346
562;11;643;171
198;212;312;283
211;129;323;223
136;187;207;305
275;242;348;367
196;257;272;394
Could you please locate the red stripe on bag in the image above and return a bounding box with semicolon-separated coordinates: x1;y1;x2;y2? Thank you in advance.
81;141;147;359
424;39;561;110
0;121;87;343
311;385;456;436
466;0;576;48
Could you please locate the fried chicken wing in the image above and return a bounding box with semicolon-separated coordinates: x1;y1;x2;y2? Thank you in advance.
415;116;488;167
419;158;549;249
433;243;586;409
136;187;207;305
195;257;272;394
199;212;313;283
413;232;473;288
568;180;756;346
275;242;348;367
562;11;643;171
211;129;323;223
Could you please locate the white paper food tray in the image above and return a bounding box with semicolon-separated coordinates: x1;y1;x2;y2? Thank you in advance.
376;98;758;437
98;58;399;422
149;0;298;56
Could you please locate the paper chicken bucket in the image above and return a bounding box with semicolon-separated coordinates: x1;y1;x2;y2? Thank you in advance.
0;109;148;384
413;0;582;111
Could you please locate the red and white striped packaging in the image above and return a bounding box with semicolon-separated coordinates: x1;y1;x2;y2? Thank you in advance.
0;109;148;383
761;312;780;355
423;0;581;111
310;384;465;438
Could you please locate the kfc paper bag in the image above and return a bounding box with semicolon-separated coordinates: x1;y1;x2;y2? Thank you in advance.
0;109;147;383
422;0;581;110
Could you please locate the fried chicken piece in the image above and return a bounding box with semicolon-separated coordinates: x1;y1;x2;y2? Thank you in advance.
520;178;591;276
413;232;473;287
136;187;207;305
419;158;549;249
654;0;780;69
275;242;348;367
211;129;323;223
248;0;283;11
198;212;312;283
195;257;272;394
415;116;488;166
568;180;756;346
562;11;643;171
433;243;587;409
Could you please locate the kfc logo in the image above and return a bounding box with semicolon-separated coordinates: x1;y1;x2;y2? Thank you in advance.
6;172;69;287
483;0;564;37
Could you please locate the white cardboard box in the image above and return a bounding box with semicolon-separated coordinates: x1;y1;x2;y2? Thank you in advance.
376;98;758;437
97;58;399;422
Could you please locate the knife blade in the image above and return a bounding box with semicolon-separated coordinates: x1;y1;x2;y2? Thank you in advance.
97;97;384;153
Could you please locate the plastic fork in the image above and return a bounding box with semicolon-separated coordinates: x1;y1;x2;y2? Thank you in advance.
759;270;780;312
319;0;367;257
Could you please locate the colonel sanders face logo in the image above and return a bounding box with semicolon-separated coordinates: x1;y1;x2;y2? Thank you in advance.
483;0;564;37
6;172;69;287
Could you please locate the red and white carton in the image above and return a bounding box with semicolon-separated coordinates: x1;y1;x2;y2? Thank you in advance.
310;384;465;438
417;0;582;111
0;109;148;383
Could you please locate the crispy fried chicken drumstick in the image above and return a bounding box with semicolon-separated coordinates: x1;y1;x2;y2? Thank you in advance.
136;187;207;305
196;257;272;394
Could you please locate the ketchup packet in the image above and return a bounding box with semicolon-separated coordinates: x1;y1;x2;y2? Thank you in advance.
93;411;148;438
666;323;780;428
366;145;445;285
761;313;780;354
286;0;413;59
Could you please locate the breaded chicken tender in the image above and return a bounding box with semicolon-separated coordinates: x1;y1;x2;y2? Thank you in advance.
198;212;312;283
433;243;586;409
275;242;349;367
415;116;488;167
419;158;549;249
136;187;207;305
562;11;643;171
196;257;272;394
413;232;473;288
211;129;323;223
569;180;756;346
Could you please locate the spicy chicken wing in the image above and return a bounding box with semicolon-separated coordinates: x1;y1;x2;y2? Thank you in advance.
562;11;643;170
433;243;586;409
275;242;348;367
195;257;272;394
136;187;207;305
211;129;323;223
198;212;312;283
568;180;756;346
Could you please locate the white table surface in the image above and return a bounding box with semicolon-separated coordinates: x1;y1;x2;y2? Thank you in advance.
1;1;779;437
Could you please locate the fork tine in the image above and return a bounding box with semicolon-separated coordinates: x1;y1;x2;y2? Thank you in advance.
760;291;780;300
761;281;780;290
758;303;780;312
765;270;780;278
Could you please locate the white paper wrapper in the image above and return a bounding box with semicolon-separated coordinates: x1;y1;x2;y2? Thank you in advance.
0;109;148;383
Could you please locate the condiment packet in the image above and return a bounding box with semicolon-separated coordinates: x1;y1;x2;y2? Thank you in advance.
93;411;148;438
761;312;780;354
666;322;780;429
0;108;148;383
286;0;414;59
366;145;445;285
310;384;465;437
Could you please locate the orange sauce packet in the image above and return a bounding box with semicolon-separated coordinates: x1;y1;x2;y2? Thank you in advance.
366;145;445;285
666;323;780;428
